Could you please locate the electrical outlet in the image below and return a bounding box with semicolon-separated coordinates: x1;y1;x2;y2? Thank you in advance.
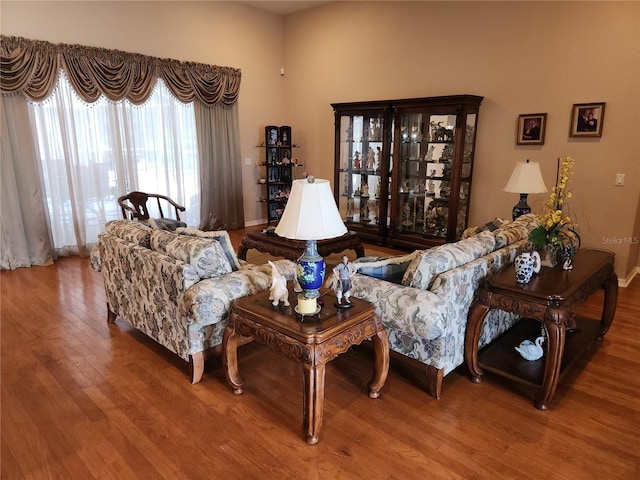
615;173;625;186
244;157;252;166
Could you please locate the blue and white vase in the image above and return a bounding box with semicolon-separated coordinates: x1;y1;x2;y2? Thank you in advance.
296;240;325;298
514;251;541;284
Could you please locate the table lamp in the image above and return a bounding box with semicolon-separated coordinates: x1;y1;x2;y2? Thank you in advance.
275;176;347;315
503;159;547;220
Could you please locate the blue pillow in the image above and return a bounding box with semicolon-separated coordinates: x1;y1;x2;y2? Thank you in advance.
354;252;419;284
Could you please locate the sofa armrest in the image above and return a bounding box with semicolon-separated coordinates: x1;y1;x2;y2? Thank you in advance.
350;273;448;341
184;259;297;326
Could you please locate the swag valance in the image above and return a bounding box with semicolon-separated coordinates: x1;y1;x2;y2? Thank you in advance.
0;35;241;106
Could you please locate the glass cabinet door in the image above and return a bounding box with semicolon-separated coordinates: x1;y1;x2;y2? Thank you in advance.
394;111;457;240
337;112;389;234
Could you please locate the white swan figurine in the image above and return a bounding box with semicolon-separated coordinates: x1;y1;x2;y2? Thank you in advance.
515;336;545;361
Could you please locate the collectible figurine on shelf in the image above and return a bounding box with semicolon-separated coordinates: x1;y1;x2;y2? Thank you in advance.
361;183;369;197
353;151;361;170
333;255;357;308
424;145;435;161
346;197;354;219
365;147;376;170
268;261;289;307
402;202;413;228
368;199;379;223
360;202;369;222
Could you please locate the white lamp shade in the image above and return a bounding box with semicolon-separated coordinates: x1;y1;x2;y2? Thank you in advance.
503;160;548;194
275;178;347;240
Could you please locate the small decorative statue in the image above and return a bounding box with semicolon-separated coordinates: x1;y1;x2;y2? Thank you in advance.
268;261;289;307
365;147;376;170
424;145;435;161
346;197;354;219
515;336;545;361
360;202;369;222
333;255;357;307
353;151;361;170
402;202;413;227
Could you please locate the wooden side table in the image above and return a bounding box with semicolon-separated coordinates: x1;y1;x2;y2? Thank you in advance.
464;248;618;410
222;287;389;444
237;230;365;262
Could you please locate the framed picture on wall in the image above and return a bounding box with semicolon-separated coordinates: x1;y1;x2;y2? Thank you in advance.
570;102;605;137
516;113;547;145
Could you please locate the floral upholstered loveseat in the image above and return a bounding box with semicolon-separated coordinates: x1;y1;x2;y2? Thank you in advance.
329;214;540;399
90;220;296;383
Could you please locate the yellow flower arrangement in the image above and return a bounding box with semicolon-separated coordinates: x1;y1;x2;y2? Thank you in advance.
528;156;578;250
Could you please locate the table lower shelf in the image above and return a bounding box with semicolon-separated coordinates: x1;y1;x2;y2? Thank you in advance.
478;316;602;387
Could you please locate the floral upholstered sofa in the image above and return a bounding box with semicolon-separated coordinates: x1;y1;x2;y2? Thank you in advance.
90;220;296;383
329;213;540;399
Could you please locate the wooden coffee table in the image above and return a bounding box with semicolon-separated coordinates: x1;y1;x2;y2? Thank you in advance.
222;287;389;444
464;248;618;410
237;230;365;262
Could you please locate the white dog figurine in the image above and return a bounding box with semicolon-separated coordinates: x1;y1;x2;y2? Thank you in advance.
268;261;289;307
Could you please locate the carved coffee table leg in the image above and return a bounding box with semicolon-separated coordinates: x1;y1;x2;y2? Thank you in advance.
368;327;389;398
534;307;567;410
302;362;325;445
222;324;244;395
465;295;491;383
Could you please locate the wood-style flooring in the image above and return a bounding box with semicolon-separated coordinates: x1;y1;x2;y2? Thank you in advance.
2;231;639;479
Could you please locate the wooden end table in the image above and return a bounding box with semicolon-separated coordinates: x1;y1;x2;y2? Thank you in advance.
222;287;389;444
237;230;365;262
464;248;618;410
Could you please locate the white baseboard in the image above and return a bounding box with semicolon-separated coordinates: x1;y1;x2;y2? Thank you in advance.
619;266;639;287
244;218;267;227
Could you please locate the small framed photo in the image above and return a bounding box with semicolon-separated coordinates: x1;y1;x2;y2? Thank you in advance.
516;113;547;145
570;102;605;137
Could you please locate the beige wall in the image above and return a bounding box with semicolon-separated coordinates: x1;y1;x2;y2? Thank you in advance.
284;1;640;282
2;1;639;281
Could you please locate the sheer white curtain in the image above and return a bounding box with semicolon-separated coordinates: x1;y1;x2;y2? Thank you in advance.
28;73;200;256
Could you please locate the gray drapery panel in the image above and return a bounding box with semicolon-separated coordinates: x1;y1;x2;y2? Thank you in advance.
1;35;241;106
0;95;54;269
195;102;244;231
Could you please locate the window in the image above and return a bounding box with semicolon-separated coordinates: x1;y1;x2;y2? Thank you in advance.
29;73;199;252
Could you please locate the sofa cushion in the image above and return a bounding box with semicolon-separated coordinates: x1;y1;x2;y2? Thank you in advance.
352;251;420;284
105;219;153;247
175;227;241;271
150;230;232;279
462;218;508;239
401;231;496;290
493;213;539;249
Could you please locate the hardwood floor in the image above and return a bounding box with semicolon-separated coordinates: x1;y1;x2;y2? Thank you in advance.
2;233;639;479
